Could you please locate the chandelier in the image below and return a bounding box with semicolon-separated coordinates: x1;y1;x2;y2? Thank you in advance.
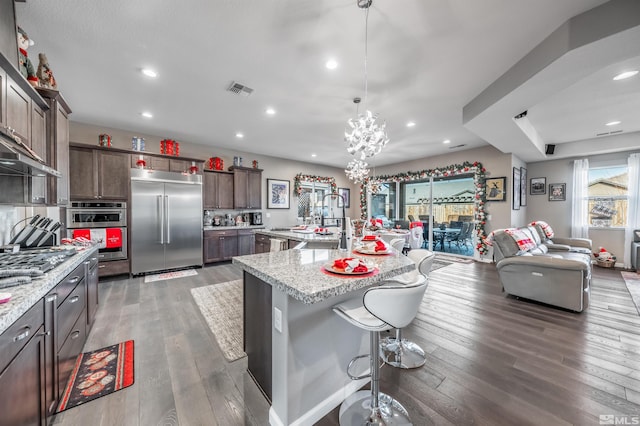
344;0;389;166
345;158;369;183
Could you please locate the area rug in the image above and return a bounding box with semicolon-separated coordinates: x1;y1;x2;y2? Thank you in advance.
57;340;135;413
191;280;246;362
621;271;640;315
144;268;198;283
430;259;454;272
435;254;474;264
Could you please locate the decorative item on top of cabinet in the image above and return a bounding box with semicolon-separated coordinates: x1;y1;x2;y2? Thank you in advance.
36;53;57;90
230;166;262;209
208;157;224;170
99;134;111;147
203;170;234;210
69;145;130;200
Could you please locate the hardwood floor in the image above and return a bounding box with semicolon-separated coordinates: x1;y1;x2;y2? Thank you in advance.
52;261;640;426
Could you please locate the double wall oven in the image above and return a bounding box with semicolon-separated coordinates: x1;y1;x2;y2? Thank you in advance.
67;201;127;261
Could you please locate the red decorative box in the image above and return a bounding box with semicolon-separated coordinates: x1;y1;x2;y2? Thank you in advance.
208;157;224;170
160;139;180;156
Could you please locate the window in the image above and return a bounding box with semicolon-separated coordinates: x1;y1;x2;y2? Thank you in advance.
296;182;332;221
402;176;475;225
588;165;628;227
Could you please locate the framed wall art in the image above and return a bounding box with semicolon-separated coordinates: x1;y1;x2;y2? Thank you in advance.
549;183;566;201
337;187;351;208
520;167;527;206
485;177;506;201
267;179;290;209
530;177;546;195
512;167;521;210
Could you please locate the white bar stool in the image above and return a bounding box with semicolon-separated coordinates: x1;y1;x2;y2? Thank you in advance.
380;249;434;369
333;279;428;425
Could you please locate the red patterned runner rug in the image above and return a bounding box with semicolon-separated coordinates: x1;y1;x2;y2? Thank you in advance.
57;340;135;412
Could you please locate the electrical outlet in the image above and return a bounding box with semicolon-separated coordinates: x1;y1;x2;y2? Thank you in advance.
486;214;492;220
274;307;282;333
266;213;271;218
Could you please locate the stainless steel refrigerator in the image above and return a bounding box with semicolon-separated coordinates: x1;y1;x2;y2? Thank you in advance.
130;169;203;275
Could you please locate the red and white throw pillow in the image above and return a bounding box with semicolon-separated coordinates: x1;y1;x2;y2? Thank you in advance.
530;220;554;239
504;228;538;252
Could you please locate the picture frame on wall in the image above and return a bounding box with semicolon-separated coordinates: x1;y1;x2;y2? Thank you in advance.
337;187;350;208
530;177;546;195
512;167;521;210
485;177;506;201
520;167;527;206
267;178;290;209
549;183;566;201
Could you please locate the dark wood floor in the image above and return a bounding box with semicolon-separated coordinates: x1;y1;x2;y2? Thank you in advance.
52;261;640;426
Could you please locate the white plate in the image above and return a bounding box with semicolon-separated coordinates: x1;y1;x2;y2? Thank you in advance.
354;248;391;255
323;263;372;275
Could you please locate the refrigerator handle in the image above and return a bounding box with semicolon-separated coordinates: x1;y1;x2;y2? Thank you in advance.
158;195;164;244
165;195;170;244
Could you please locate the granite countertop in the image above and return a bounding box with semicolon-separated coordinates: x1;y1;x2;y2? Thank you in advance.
204;225;265;231
232;248;415;304
0;246;98;335
255;229;340;242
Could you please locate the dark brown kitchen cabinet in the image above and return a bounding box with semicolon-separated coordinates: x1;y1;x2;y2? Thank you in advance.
231;167;262;209
130;154;202;174
255;233;270;254
70;146;129;200
5;76;31;146
29;103;47;204
0;300;46;426
0;68;6;128
203;170;234;210
85;255;99;331
37;87;71;206
204;229;238;263
238;229;255;256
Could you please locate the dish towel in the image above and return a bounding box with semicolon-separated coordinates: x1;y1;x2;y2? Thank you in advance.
270;238;286;252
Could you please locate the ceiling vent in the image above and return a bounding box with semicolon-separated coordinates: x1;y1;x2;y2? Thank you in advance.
596;129;624;137
448;144;467;149
227;81;254;97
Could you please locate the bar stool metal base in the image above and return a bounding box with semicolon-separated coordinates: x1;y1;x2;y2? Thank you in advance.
339;390;412;425
380;336;426;369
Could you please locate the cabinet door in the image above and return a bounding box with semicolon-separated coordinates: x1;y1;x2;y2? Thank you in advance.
204;235;221;263
221;234;238;260
234;169;249;208
43;291;58;417
238;231;255;255
98;151;129;199
85;257;99;330
203;172;217;210
247;170;262;209
69;147;98;199
218;172;234;209
30;104;47;204
55;104;70;205
5;77;31;146
0;326;46;426
169;159;189;173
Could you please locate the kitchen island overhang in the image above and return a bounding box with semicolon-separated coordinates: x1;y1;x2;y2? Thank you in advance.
233;248;415;426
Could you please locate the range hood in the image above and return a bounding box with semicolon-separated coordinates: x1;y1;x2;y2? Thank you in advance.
0;131;61;178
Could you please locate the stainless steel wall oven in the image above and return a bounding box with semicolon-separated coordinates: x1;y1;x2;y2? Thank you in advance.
66;201;127;261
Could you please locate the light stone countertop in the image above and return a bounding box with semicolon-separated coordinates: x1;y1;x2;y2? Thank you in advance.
254;229;341;242
0;246;98;335
232;248;415;304
203;225;265;231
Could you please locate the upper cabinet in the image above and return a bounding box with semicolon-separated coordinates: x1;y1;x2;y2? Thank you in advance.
203;170;234;210
129;154;202;174
5;76;31;146
0;68;6;129
69;146;130;200
231;167;262;209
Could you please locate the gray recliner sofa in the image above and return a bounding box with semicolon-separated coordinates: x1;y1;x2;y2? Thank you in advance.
491;224;592;312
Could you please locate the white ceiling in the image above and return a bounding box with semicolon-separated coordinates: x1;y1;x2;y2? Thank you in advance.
17;0;637;169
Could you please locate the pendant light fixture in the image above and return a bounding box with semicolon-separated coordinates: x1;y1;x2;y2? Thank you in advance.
344;0;389;167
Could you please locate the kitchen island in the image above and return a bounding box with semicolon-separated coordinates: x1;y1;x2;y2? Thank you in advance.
232;248;414;426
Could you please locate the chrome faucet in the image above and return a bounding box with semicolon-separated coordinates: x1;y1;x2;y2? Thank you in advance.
320;193;347;250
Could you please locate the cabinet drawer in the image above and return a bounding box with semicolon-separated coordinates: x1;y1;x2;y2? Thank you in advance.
57;281;86;352
97;259;129;277
204;230;238;237
57;308;86;398
0;299;44;374
55;263;85;308
255;234;270;244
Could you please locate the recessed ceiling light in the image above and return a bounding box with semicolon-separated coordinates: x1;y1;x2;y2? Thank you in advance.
406;121;416;127
443;139;451;144
141;68;157;78
311;153;317;157
325;59;338;70
235;132;244;138
265;107;276;115
605;121;621;126
613;70;638;80
141;112;153;118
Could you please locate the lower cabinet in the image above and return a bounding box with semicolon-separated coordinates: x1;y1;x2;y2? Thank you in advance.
0;255;96;425
255;234;270;254
204;229;256;263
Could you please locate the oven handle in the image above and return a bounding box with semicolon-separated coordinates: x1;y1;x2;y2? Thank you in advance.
158;195;164;244
165;195;171;244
